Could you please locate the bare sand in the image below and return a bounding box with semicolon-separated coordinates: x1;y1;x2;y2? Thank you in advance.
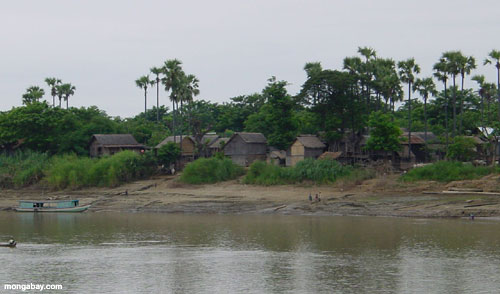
1;174;500;218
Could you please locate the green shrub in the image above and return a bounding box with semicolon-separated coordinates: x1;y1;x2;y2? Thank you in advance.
446;136;476;161
0;151;49;188
400;161;495;182
243;158;354;185
180;157;244;184
44;151;156;189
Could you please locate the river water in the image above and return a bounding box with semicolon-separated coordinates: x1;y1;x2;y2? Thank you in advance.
1;212;500;293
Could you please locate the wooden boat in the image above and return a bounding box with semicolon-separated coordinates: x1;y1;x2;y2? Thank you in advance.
0;240;16;248
16;200;90;212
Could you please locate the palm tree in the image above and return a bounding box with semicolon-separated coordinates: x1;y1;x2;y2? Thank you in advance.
433;58;450;151
179;74;200;142
59;83;76;109
358;47;377;112
472;75;487;129
414;77;437;154
135;75;152;115
150;67;163;123
398;58;420;159
22;86;45;105
442;51;461;136
55;84;65;108
162;59;184;143
457;54;476;133
484;49;500;121
44;78;61;107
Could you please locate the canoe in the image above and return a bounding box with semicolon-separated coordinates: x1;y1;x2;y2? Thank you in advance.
0;241;16;248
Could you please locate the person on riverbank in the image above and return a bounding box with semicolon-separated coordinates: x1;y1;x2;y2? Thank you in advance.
309;193;312;202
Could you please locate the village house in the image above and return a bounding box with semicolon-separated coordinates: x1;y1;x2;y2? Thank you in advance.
286;135;326;166
209;137;229;156
89;134;146;157
223;132;267;166
155;135;196;158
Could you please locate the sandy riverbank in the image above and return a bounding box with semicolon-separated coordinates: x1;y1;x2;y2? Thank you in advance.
1;174;500;218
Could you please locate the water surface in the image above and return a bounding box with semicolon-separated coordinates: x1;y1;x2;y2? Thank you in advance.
1;213;499;293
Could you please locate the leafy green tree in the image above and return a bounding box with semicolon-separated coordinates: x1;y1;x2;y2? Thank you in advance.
442;51;462;136
398;58;420;158
22;86;45;105
365;111;402;162
44;77;61;107
446;136;476;162
245;77;298;150
156;142;180;167
135;75;152;115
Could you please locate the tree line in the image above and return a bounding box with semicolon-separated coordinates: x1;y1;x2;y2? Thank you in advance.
2;47;500;161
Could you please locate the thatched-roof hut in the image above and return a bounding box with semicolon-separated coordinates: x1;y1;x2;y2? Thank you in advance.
89;134;145;157
223;132;267;166
286;135;326;166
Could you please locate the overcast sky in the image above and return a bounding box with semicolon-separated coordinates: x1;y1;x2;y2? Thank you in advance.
1;0;499;117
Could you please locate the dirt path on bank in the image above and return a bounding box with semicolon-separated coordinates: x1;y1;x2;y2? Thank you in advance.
1;174;500;218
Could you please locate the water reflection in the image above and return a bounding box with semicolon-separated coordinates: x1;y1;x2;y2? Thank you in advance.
0;213;500;293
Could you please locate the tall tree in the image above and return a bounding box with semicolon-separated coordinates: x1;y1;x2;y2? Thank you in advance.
398;58;420;158
22;86;45;105
245;77;298;149
442;51;461;136
150;67;163;123
135;75;152;115
358;47;377;112
484;49;500;121
162;59;184;143
44;78;61;107
414;77;437;155
457;53;476;132
433;58;450;150
59;83;76;109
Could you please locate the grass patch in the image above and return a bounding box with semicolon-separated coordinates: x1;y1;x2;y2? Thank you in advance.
44;151;156;189
180;157;245;184
400;161;497;183
243;158;360;185
0;151;50;188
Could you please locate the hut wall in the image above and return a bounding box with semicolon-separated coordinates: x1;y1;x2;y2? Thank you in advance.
181;138;195;157
224;135;267;166
89;140;101;157
304;148;324;159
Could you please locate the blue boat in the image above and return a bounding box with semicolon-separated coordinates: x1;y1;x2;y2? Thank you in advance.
16;200;90;212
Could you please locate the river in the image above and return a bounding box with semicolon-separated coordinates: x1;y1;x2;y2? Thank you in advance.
1;212;499;293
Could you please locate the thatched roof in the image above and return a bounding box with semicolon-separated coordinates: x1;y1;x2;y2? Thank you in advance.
295;135;326;149
155;135;193;149
464;136;487;145
234;132;267;144
411;132;439;143
199;134;219;146
91;134;143;147
400;133;426;145
318;151;342;160
269;150;286;160
210;137;229;149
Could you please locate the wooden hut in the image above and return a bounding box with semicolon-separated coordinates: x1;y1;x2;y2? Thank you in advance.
209;137;229;155
286;135;326;166
155;135;196;157
223;132;267;166
89;134;146;157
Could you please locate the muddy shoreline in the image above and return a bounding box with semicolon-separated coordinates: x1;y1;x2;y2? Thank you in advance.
1;175;500;218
